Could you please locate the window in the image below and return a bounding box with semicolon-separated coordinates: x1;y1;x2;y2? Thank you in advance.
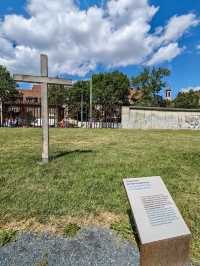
165;90;171;98
26;97;38;103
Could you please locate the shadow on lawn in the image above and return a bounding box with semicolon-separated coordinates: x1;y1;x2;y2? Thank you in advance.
50;149;94;160
127;209;140;249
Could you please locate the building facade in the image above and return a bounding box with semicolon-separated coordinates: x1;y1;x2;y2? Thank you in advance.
18;84;42;103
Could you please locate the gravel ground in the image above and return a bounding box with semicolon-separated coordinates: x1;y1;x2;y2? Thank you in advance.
0;227;194;266
0;227;139;266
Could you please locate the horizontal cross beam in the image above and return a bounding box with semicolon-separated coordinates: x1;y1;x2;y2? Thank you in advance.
13;74;72;86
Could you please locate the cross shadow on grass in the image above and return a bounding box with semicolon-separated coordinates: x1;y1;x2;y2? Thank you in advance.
50;149;94;161
127;209;141;249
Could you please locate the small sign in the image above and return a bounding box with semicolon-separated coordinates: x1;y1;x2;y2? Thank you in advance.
123;176;191;244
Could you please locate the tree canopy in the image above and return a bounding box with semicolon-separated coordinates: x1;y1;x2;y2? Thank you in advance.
67;71;130;106
66;80;90;105
173;90;200;109
0;65;18;101
48;84;69;105
92;71;130;105
131;67;171;106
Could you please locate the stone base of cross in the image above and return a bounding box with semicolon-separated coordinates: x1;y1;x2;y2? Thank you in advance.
14;55;72;163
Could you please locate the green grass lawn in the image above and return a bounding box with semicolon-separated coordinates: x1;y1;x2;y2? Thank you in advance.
0;128;200;259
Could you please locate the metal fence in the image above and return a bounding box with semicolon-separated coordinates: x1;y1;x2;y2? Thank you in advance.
64;102;121;128
0;99;64;128
0;100;121;128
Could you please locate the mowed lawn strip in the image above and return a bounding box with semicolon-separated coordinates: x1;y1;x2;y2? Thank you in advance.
0;128;200;259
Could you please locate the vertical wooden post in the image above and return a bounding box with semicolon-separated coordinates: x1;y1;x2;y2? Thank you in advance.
89;77;93;128
40;54;49;163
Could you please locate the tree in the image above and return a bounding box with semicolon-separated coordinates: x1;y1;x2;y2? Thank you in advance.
66;80;90;121
131;67;171;107
66;80;90;105
92;71;130;106
66;73;129;122
67;71;130;106
0;65;18;101
174;90;200;109
48;84;69;105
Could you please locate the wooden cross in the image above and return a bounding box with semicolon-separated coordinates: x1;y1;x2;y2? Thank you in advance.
14;54;72;163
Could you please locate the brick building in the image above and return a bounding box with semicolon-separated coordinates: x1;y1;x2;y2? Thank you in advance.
18;84;42;103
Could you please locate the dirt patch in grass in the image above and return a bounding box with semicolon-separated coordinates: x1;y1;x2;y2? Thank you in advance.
0;212;126;236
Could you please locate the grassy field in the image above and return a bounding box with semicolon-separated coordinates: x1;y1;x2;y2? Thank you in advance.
0;128;200;259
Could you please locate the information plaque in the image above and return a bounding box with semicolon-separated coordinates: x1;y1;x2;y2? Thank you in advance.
123;176;191;266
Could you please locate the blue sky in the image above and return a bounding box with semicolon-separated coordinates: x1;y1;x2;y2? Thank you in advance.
0;0;200;96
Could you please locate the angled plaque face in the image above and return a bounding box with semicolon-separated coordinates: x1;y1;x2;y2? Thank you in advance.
123;176;191;244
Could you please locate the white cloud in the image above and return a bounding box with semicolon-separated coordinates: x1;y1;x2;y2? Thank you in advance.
146;43;183;66
0;0;199;76
27;0;76;15
163;14;199;44
0;46;40;75
197;44;200;50
0;35;15;58
146;13;199;64
182;86;200;93
107;0;158;26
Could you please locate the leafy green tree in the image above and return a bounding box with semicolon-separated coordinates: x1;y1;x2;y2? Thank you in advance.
66;80;90;105
66;80;90;121
0;65;18;101
48;84;69;105
131;67;170;106
174;90;200;109
67;71;130;106
66;73;129;122
92;71;130;105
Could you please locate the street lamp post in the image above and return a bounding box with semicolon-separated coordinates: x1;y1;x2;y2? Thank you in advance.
0;98;3;127
81;90;83;127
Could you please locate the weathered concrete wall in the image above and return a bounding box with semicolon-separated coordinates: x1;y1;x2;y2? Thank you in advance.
122;106;200;130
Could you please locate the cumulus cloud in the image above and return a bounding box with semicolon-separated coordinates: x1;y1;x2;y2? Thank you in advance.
0;0;199;76
146;43;183;66
163;14;199;44
182;86;200;93
0;36;15;58
146;13;199;65
107;0;158;26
